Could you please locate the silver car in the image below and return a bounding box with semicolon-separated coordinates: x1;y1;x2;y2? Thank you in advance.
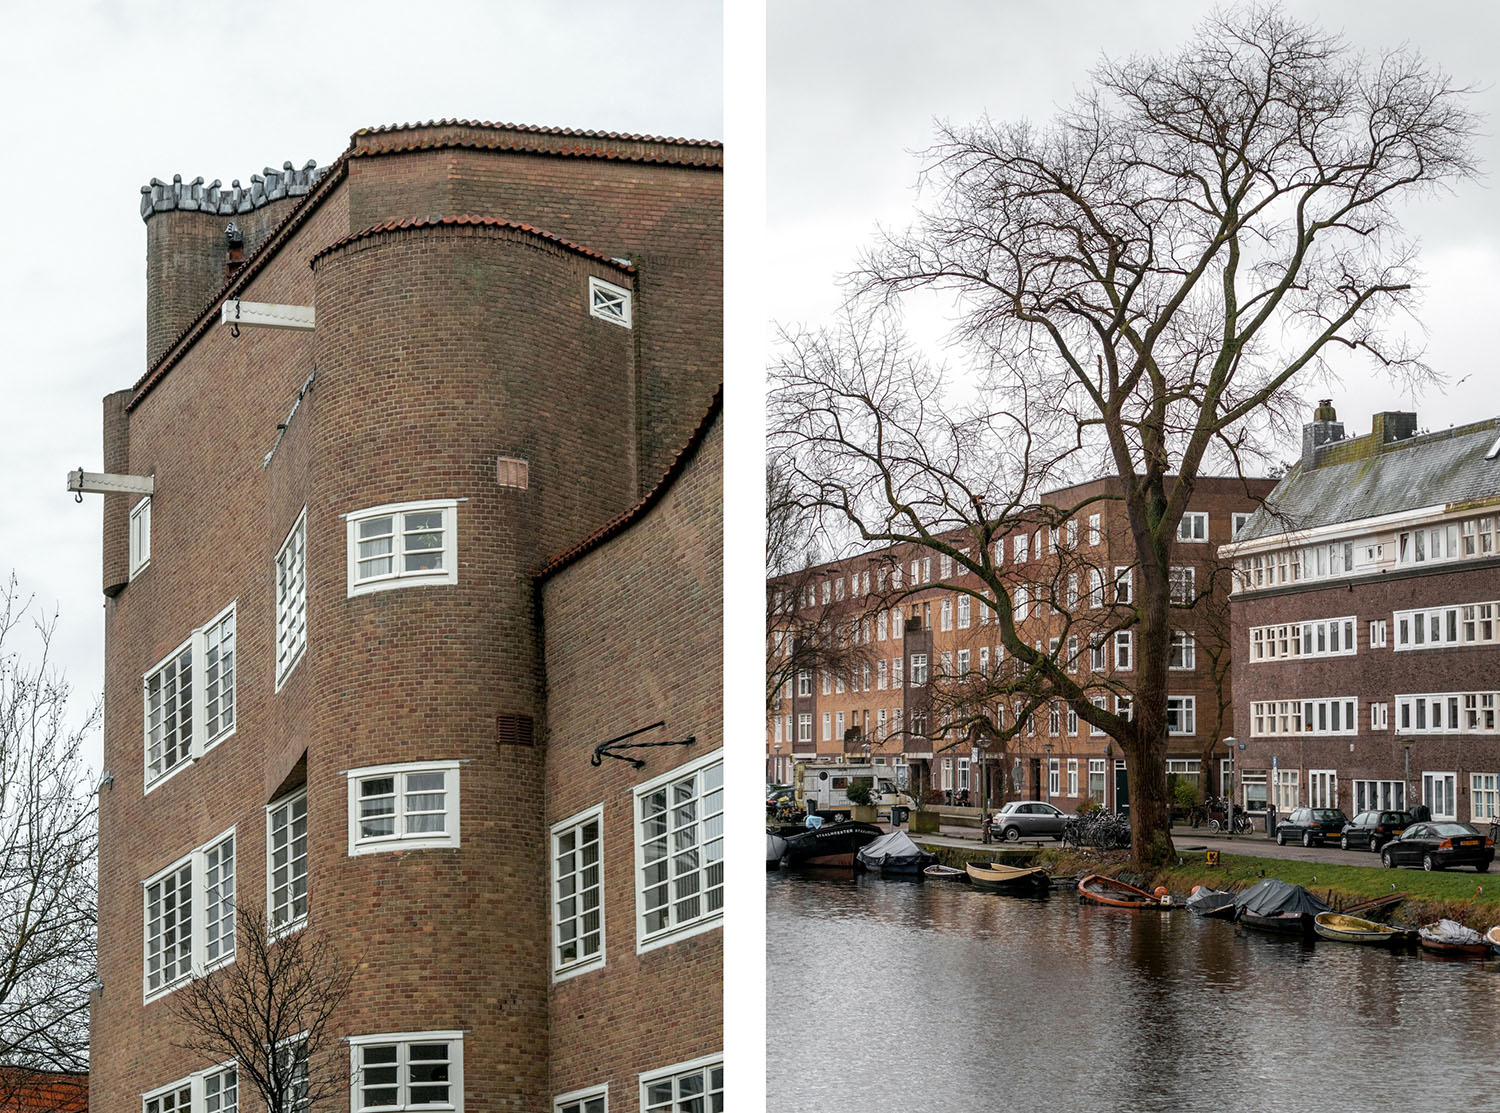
990;800;1066;842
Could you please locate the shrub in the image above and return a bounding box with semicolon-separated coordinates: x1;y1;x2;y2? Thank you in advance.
846;777;874;807
1173;779;1199;811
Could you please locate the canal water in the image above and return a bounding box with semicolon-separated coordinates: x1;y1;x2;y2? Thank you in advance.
767;870;1500;1113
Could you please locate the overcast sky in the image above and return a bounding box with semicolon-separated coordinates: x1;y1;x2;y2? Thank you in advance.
769;1;1500;450
0;1;723;771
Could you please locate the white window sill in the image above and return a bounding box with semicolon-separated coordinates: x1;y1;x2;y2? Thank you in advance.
636;911;722;957
552;953;607;984
348;572;457;599
349;836;460;856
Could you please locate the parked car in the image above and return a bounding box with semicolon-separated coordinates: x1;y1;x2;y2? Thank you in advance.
1340;809;1415;852
990;800;1066;842
1380;821;1494;872
1275;807;1350;848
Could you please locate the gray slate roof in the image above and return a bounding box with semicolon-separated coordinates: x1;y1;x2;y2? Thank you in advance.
1237;417;1500;542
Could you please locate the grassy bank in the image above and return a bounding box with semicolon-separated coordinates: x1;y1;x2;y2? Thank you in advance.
915;839;1500;929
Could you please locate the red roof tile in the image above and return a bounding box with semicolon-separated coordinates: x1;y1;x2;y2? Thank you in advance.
310;216;636;272
538;387;722;580
355;118;721;148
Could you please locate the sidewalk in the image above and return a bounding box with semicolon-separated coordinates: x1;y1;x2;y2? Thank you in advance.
901;819;1275;851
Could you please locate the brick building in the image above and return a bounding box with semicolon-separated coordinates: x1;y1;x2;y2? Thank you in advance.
1224;405;1500;825
767;476;1274;814
88;120;721;1113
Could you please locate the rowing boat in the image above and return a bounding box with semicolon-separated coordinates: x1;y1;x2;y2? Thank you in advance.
966;861;1051;893
1313;912;1413;947
1185;886;1237;918
923;864;965;881
1418;919;1488;958
1077;873;1172;910
1485;925;1500;956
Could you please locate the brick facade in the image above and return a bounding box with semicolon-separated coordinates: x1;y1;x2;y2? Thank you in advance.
1225;409;1500;824
768;476;1274;812
91;120;720;1113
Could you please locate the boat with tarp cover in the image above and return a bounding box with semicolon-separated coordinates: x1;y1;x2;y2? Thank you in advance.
856;830;937;875
780;820;884;869
1313;912;1414;947
1233;879;1332;937
1418;918;1488;958
1078;874;1173;910
965;861;1051;893
1185;886;1237;918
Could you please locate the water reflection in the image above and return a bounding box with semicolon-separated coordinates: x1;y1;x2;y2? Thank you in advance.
767;871;1500;1113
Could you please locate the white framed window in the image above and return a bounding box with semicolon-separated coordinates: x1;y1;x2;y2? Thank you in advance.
1308;769;1338;809
1168;566;1195;606
1168;631;1195;670
266;789;308;932
1353;779;1406;812
821;712;831;741
797;669;811;697
1274;769;1300;811
145;1064;239;1113
1177;513;1208;542
1088;759;1106;802
1089;637;1107;672
130;496;152;579
1067;759;1079;796
143;602;238;790
1472;774;1500;821
956;595;971;628
940;598;953;631
640;1055;722;1113
350;1031;464;1113
956;648;970;676
1114;631;1133;672
1087;514;1101;545
1048;758;1061;795
588;275;632;327
555;1084;608;1113
275;510;307;687
635;751;723;952
1371;702;1389;730
1166;696;1195;736
797;713;811;743
1370;619;1387;648
347;761;460;855
1231;512;1252;539
1422;771;1457;821
1087;570;1105;609
143;828;236;1002
1113;567;1132;604
347;499;458;597
910;654;928;685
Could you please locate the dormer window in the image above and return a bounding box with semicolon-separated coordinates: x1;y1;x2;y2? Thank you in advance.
588;277;632;328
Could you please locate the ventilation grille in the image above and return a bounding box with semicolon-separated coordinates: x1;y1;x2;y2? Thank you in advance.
496;457;529;489
496;714;535;746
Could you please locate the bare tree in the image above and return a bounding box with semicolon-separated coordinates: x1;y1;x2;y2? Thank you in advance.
773;5;1478;865
169;900;355;1113
0;575;98;1106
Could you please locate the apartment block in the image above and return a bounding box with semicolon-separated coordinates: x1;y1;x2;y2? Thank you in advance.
767;475;1274;813
1225;405;1500;824
91;120;722;1113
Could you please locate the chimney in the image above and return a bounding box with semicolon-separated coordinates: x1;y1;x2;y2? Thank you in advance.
1371;410;1418;445
224;221;245;279
1301;399;1345;468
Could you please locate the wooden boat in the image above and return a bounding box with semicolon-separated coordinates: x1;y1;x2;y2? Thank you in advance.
1313;912;1414;947
1077;874;1173;910
780;821;884;869
1340;893;1407;921
766;832;788;871
923;864;966;881
1418;919;1489;958
1484;925;1500;956
1239;911;1316;937
966;861;1051;893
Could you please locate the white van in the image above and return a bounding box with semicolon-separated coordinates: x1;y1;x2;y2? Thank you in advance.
796;763;913;819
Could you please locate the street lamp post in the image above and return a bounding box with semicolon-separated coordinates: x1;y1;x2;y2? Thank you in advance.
773;741;782;783
1224;737;1237;839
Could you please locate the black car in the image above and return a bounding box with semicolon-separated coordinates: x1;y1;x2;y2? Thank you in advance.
1339;809;1415;852
1380;822;1494;872
1275;807;1349;848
